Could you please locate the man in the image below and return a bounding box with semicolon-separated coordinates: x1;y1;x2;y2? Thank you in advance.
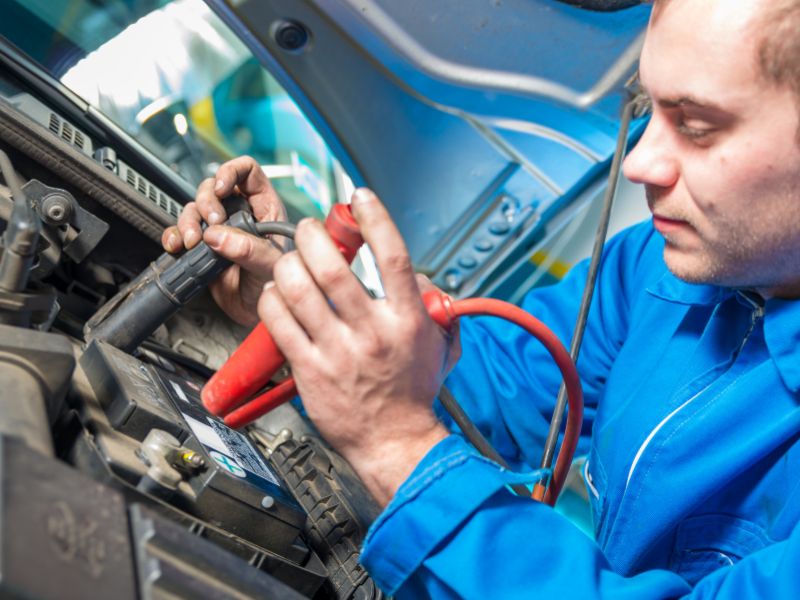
163;0;800;596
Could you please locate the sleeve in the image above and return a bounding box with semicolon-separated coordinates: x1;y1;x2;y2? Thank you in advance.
361;435;800;600
440;220;663;468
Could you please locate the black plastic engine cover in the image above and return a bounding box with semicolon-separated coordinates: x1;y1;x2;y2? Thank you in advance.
0;436;136;600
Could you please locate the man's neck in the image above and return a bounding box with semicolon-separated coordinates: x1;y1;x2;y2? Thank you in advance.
756;283;800;301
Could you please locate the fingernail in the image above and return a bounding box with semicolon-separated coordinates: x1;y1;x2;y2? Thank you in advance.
208;211;223;225
263;281;275;291
203;227;226;247
352;188;373;205
214;178;224;191
166;232;179;252
185;229;201;247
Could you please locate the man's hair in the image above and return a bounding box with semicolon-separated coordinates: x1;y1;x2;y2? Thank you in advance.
650;0;800;139
757;1;800;105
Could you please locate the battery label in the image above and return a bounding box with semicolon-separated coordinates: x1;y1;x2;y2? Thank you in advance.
205;417;280;485
154;370;284;492
208;450;247;478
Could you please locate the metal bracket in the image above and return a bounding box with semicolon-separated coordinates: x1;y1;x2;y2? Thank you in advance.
22;179;110;263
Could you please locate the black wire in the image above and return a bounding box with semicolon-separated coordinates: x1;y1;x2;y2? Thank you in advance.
253;221;296;240
439;385;532;496
140;339;216;379
255;219;543;494
254;220;536;494
537;100;637;480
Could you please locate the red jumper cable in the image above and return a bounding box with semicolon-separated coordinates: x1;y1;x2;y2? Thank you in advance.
201;206;583;505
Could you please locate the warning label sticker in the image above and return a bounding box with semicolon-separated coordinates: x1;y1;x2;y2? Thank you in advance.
208;450;247;478
155;370;283;492
206;417;280;485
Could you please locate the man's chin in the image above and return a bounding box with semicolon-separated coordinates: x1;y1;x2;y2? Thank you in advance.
662;246;720;285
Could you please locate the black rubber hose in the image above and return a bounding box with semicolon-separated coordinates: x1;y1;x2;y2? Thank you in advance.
537;100;636;482
0;148;39;294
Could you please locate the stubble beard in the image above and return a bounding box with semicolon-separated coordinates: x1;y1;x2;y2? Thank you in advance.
650;187;800;291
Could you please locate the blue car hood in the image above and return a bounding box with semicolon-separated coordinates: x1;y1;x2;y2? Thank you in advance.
208;0;650;297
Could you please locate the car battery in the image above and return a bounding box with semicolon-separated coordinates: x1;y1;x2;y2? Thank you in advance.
151;367;307;556
80;340;188;442
78;341;307;559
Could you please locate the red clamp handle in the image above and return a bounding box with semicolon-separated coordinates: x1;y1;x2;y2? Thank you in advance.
220;290;459;429
202;205;363;423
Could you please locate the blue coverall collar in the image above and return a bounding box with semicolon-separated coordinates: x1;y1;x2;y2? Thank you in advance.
647;271;800;392
645;271;733;306
763;298;800;393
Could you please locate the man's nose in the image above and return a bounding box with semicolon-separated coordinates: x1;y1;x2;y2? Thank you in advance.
622;117;679;188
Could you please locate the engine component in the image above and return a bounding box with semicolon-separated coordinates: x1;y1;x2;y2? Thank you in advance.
155;367;308;551
135;428;204;496
0;436;137;600
0;149;48;327
80;340;188;442
85;197;258;352
129;503;307;599
269;432;384;600
75;342;308;553
68;343;333;595
22;178;110;263
0;323;74;455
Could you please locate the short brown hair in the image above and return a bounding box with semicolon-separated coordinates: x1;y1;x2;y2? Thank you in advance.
650;0;800;140
757;1;800;101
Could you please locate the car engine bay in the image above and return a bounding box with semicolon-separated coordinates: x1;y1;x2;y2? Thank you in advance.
0;82;382;599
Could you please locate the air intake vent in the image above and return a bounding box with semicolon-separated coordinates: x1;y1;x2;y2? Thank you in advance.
10;94;93;157
117;160;182;219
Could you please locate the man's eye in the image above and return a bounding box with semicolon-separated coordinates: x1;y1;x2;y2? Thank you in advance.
676;119;715;140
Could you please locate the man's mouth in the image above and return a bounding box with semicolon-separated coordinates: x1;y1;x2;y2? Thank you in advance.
652;214;691;235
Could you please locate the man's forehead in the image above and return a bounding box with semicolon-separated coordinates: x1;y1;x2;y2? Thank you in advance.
640;0;765;105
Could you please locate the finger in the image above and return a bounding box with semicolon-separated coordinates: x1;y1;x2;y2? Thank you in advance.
414;273;459;368
208;267;260;327
213;156;285;222
272;251;340;344
203;225;283;276
293;218;369;324
415;273;440;295
161;225;183;253
194;177;227;225
258;282;313;364
350;188;422;310
176;202;204;249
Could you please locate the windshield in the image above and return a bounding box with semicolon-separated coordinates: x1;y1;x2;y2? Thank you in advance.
0;0;343;221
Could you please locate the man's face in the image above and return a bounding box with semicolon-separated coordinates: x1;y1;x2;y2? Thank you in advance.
622;0;800;297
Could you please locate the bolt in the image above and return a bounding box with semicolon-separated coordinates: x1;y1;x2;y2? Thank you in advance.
41;193;73;225
261;495;275;509
273;20;310;52
181;451;206;469
444;270;462;291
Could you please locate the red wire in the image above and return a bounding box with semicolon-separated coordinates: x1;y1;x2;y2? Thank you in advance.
450;298;584;506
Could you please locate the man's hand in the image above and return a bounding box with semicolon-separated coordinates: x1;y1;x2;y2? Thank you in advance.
258;189;455;507
161;156;287;326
